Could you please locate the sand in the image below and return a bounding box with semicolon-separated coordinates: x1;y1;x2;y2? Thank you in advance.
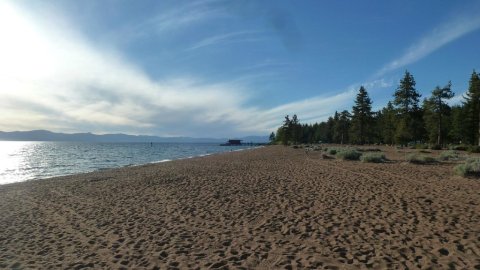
0;146;479;269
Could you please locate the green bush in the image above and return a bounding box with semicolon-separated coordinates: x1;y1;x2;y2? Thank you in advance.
406;153;436;164
438;150;459;161
468;145;480;153
360;152;386;163
336;149;362;160
327;148;338;155
454;158;480;177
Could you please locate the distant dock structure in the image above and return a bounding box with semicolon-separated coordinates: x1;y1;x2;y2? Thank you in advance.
220;139;242;146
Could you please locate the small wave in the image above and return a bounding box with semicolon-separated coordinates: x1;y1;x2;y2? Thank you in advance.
150;159;172;164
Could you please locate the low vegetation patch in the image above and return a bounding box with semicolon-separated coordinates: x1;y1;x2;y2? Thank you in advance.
430;144;442;150
336;149;362;160
326;148;338;155
406;153;436;164
357;148;382;152
413;144;429;150
360;152;386;163
468;145;480;153
449;144;468;151
454;158;480;177
438;150;459;161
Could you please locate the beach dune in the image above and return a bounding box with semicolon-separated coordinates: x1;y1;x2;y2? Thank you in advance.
0;146;479;269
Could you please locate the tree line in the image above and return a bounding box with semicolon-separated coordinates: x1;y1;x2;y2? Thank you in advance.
270;70;480;147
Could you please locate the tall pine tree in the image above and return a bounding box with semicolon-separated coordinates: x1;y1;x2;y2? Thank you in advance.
281;115;291;145
379;101;396;145
423;82;454;146
290;114;302;144
350;86;373;144
393;70;422;144
464;70;480;145
333;110;351;144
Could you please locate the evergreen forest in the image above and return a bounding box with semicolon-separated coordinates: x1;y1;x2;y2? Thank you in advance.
271;70;480;147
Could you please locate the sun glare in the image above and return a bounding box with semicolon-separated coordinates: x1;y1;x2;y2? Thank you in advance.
0;2;54;82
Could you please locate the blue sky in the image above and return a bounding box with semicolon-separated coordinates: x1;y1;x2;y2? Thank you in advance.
0;0;479;137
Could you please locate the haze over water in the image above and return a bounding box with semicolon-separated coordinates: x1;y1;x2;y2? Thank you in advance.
0;141;254;184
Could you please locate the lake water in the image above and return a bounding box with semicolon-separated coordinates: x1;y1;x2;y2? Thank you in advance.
0;141;256;184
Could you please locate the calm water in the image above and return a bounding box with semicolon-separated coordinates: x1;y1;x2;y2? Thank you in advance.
0;141;255;184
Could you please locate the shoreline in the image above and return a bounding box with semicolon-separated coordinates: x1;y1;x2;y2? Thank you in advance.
0;145;263;186
1;146;479;269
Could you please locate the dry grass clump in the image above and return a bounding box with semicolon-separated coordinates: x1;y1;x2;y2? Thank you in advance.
438;150;459;161
326;148;338;155
406;153;436;164
449;144;468;151
336;149;362;160
360;152;386;163
454;158;480;177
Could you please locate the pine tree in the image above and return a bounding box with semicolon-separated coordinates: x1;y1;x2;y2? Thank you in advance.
332;111;341;143
394;70;421;114
423;82;454;145
449;105;467;144
281;115;291;145
379;101;396;145
334;110;351;144
326;116;335;143
290;114;302;144
269;132;276;143
350;86;373;144
393;70;422;144
464;70;480;145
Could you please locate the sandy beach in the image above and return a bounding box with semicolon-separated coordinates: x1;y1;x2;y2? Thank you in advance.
0;146;479;269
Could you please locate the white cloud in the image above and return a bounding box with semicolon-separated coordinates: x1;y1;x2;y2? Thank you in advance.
376;11;480;76
0;2;250;136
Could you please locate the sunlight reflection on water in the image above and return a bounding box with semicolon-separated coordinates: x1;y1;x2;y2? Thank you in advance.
0;141;254;185
0;141;37;184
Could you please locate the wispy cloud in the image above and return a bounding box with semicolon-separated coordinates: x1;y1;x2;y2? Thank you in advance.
376;11;480;76
187;30;267;51
105;0;228;43
145;1;225;34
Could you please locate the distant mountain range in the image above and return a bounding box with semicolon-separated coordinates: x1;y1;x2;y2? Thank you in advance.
0;130;269;143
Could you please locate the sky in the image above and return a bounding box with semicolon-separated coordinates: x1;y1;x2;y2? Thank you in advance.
0;0;479;137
